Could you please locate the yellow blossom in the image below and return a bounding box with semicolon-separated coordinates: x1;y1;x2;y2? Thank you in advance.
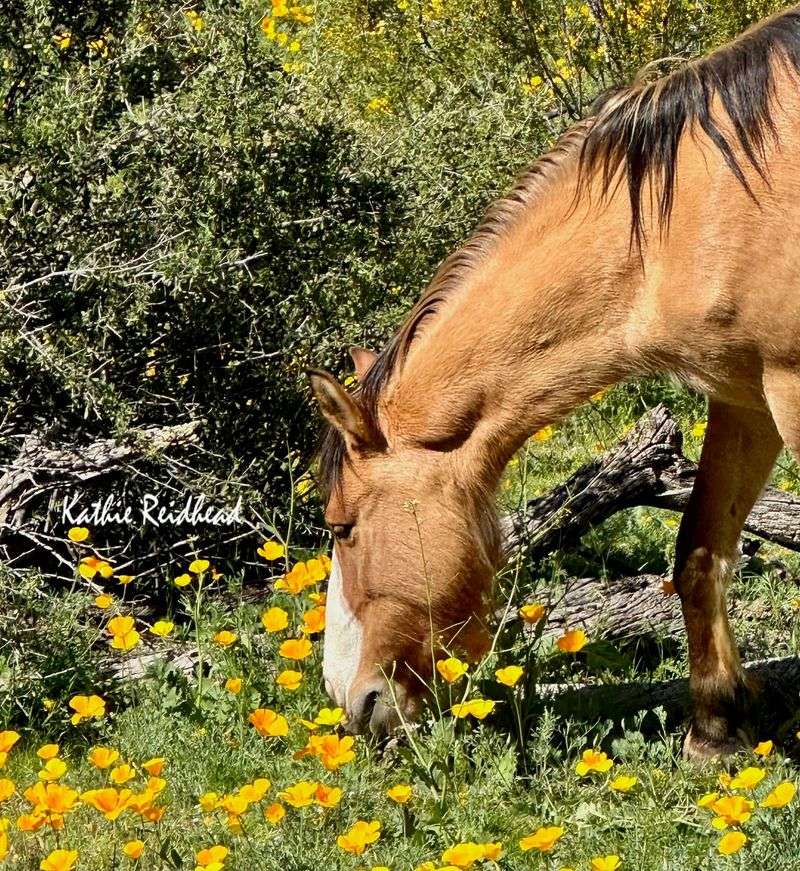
279;637;313;659
185;10;205;31
123;840;145;859
519;603;546;623
257;540;285;560
557;629;587;653
277;669;303;690
40;849;79;871
436;657;468;683
37;744;59;760
315;783;342;807
107;615;139;651
174;573;192;587
151;620;174;637
519;826;565;852
753;740;773;757
729;766;765;790
52;32;72;50
68;527;89;542
88;747;119;769
265;801;286;823
575;749;614;776
262;607;289;632
189;559;210;573
450;699;495;720
441;842;484;868
760;781;796;808
249;708;289;737
110;764;136;785
39;759;67;781
79;556;113;580
239;778;270;802
0;732;20;756
69;694;105;725
196;845;228;868
225;677;243;694
279;781;317;808
337;819;381;854
25;781;78;815
387;784;413;803
710;795;754;828
276;562;314;594
480;843;503;861
302;606;326;634
366;96;391;113
495;665;524;686
303;734;356;770
697;791;719;808
80;787;132;821
609;775;637;792
592;857;621;871
718;832;747;855
213;630;237;647
199;792;220;812
314;707;346;726
142;758;165;776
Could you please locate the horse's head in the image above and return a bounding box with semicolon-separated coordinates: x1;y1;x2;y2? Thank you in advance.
308;351;502;735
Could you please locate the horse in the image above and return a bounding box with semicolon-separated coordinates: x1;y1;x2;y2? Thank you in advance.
308;5;800;758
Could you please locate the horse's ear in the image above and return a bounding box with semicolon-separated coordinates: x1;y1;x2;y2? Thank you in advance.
349;346;377;380
307;369;372;450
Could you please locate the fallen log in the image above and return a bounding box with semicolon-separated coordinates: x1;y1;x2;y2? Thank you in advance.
505;404;800;560
0;421;202;564
0;421;202;526
540;574;682;640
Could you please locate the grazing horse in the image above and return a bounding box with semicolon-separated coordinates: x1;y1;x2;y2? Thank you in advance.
308;6;800;757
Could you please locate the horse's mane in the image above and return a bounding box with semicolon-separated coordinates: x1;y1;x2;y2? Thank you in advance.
581;6;800;247
317;5;800;498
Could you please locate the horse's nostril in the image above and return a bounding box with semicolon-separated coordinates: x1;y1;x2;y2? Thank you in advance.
361;690;379;721
349;689;380;733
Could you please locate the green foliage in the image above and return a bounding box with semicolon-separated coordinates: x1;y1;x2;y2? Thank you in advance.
2;0;788;560
0;566;114;733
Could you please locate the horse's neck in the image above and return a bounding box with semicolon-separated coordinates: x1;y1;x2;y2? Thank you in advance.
386;179;642;481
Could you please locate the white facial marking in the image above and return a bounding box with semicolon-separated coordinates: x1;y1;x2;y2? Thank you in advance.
323;550;363;709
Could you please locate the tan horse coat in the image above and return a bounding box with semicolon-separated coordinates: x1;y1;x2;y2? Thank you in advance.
310;6;800;753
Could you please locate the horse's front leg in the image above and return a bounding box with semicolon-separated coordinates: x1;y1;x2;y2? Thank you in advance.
675;400;782;760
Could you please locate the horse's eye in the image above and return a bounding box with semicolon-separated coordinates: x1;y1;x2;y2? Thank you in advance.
331;523;354;541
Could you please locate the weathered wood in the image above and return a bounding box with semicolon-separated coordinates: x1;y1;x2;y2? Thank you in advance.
505;404;800;560
0;421;201;529
539;574;683;640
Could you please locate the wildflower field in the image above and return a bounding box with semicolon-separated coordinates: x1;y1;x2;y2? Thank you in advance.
3;1;800;870
3;390;800;871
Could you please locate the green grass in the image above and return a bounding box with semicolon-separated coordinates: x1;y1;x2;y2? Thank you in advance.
3;382;800;870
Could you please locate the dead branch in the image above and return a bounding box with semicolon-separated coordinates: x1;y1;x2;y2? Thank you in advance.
505;404;800;560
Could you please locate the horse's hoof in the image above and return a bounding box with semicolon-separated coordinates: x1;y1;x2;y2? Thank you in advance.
682;725;751;762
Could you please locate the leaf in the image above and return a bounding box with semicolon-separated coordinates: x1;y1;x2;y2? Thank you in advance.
584;640;631;673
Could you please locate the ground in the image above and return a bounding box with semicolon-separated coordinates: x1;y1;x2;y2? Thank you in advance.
2;381;800;871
